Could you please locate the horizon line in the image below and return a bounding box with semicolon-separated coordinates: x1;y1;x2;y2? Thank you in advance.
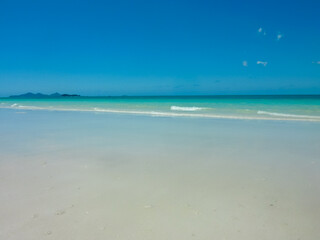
3;93;320;98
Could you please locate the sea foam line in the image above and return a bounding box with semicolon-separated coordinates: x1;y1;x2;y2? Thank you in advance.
1;104;320;122
257;110;320;119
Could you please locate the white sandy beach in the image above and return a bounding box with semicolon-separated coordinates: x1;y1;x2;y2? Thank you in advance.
1;109;320;240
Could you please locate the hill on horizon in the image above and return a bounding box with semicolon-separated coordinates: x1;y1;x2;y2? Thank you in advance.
9;92;80;98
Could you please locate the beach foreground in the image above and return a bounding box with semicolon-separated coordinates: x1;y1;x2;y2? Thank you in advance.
0;109;320;240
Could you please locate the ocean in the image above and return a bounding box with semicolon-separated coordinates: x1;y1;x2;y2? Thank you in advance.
0;96;320;240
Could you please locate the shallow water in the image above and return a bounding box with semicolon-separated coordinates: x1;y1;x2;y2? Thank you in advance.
1;95;320;121
0;108;320;240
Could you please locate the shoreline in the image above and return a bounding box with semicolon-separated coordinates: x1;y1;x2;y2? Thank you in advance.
1;106;320;122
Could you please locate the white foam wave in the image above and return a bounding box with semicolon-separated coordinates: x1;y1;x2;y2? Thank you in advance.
17;105;45;110
1;104;320;122
170;106;205;111
257;110;320;119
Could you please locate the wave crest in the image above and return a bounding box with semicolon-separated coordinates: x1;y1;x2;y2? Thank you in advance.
170;106;205;111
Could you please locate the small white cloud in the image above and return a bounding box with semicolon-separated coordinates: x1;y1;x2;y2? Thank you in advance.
243;61;248;67
258;27;266;35
277;33;283;40
312;61;320;64
257;61;268;67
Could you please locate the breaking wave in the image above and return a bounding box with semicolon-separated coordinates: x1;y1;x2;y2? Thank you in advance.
170;106;205;111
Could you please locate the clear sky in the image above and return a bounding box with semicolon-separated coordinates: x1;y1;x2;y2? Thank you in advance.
0;0;319;96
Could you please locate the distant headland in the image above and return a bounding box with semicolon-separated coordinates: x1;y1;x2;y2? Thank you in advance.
9;93;81;98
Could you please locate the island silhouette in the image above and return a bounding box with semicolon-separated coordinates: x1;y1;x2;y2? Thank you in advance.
10;92;81;98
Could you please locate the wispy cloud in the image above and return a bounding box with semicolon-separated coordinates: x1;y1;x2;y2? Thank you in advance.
277;33;283;40
257;61;268;67
312;61;320;64
258;27;263;33
242;61;248;67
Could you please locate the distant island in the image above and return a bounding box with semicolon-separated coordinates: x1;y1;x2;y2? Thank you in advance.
9;92;81;98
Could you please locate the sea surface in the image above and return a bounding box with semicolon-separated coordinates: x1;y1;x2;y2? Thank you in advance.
1;95;320;121
0;96;320;240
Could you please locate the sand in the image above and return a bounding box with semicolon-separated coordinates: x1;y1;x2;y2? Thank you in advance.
0;109;320;240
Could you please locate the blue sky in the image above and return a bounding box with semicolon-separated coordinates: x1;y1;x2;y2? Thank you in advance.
0;0;319;96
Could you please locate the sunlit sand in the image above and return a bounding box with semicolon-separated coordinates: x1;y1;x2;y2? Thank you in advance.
1;109;319;240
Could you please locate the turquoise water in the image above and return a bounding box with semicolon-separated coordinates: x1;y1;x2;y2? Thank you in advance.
1;95;320;121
